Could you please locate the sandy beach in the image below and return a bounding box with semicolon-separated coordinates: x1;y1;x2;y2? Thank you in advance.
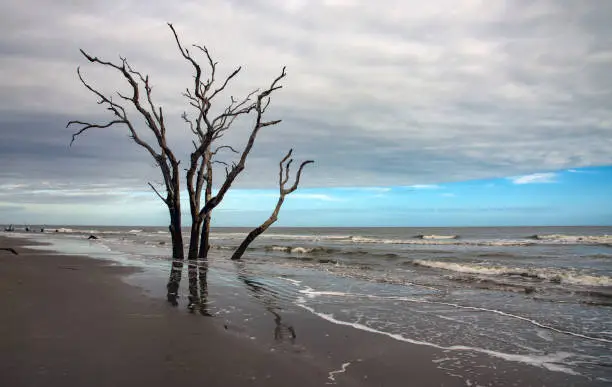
0;234;600;386
2;1;610;385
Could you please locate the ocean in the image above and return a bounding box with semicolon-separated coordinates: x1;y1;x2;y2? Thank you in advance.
6;225;612;384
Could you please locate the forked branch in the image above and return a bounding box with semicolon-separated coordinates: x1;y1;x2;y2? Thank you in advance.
230;150;314;260
68;50;179;204
196;66;288;220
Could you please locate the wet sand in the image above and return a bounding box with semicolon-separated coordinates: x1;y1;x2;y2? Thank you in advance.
0;235;593;386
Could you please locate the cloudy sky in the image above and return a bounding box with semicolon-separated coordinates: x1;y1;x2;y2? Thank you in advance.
1;0;611;226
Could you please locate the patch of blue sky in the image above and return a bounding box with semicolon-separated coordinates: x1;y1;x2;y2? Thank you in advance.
212;166;612;227
4;166;610;227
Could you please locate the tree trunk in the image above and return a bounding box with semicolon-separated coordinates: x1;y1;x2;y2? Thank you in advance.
198;213;211;258
231;225;268;260
187;220;202;311
166;204;184;306
69;26;301;311
197;214;211;315
231;153;312;261
231;198;283;260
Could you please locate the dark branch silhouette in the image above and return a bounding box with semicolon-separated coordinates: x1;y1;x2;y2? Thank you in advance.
68;44;185;306
69;23;313;311
232;149;314;260
167;24;308;311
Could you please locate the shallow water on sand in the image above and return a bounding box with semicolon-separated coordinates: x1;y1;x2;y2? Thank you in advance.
6;225;612;384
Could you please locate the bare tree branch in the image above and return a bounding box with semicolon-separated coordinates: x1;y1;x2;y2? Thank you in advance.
68;120;124;146
212;145;239;156
73;24;309;308
67;68;160;160
79;50;177;167
69;42;187;306
231;150;313;260
198;67;288;220
209;66;241;101
260;119;282;128
169;23;204;101
286;160;314;194
148;182;168;204
279;149;293;186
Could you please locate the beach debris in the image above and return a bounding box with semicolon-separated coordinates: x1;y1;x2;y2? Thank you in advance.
3;224;15;232
87;235;98;240
0;247;18;255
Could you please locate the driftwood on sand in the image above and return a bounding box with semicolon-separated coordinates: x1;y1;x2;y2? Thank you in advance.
0;248;18;255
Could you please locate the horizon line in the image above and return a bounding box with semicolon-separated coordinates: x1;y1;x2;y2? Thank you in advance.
5;224;612;229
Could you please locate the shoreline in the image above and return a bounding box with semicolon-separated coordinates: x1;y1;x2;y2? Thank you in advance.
0;234;600;386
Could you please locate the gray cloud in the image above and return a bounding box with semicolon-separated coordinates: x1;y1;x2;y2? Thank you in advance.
1;0;611;203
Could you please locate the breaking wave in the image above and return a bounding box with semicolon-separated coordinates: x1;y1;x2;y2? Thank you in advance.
348;234;612;247
65;229;612;248
349;236;535;246
412;260;612;287
415;234;459;240
210;245;237;251
209;233;353;242
264;245;338;255
528;234;612;244
49;228;123;235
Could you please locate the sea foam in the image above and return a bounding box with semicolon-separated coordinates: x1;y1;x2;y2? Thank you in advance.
531;234;612;244
296;303;580;375
413;260;612;287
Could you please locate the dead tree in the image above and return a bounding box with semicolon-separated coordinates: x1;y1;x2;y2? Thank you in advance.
70;24;313;311
232;149;313;260
168;24;312;312
68;51;185;306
